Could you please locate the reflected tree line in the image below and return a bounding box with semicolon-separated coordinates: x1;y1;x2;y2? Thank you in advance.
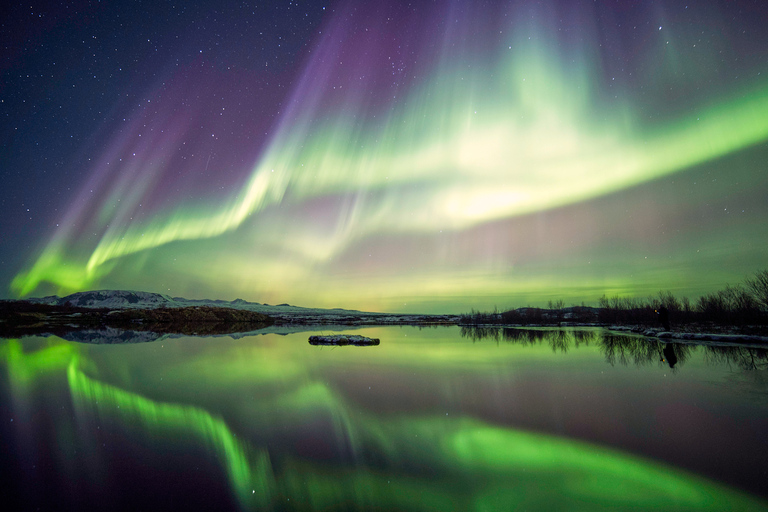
460;327;768;371
599;333;693;369
460;326;596;353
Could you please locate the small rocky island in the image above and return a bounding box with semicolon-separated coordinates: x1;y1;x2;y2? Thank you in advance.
308;334;380;346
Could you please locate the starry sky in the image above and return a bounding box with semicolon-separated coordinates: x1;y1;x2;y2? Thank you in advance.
2;0;768;313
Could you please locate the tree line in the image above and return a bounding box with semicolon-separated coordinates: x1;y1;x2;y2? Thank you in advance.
460;269;768;329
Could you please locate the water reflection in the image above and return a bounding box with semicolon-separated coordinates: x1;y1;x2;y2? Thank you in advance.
460;326;597;352
67;360;275;509
599;333;690;369
460;327;768;372
703;345;768;371
661;343;678;369
2;331;768;511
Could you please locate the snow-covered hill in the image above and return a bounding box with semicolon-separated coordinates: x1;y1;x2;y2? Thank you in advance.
26;289;380;316
30;290;175;309
23;289;457;324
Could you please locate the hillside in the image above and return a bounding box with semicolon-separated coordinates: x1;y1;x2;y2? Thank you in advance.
25;289;456;324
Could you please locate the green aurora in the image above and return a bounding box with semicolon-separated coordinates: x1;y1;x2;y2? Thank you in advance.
7;3;768;312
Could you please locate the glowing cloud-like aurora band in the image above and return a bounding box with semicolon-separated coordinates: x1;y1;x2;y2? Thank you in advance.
11;8;768;306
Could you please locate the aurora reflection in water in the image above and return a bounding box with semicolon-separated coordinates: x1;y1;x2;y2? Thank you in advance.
2;327;767;511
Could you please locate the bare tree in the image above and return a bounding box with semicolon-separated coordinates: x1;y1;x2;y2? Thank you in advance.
745;269;768;311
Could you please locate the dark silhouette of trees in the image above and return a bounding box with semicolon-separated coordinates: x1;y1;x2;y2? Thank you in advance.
696;284;760;326
462;269;768;329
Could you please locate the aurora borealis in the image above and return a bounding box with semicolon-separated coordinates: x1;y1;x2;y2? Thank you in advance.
3;1;768;312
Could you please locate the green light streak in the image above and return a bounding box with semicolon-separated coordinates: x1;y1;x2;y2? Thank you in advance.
448;422;753;510
11;36;768;299
1;338;78;391
11;248;113;297
67;359;275;509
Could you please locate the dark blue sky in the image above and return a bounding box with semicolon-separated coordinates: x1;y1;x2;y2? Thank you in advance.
2;0;328;281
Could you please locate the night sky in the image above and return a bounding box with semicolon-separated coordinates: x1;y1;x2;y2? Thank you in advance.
2;0;768;313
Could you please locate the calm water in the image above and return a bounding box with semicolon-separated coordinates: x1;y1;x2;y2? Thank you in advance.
2;326;767;511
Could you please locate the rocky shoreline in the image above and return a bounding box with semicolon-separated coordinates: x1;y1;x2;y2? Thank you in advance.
605;325;768;345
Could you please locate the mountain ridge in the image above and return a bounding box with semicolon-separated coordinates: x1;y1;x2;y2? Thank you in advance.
24;289;391;317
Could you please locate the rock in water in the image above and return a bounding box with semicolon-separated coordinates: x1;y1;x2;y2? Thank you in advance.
308;334;380;346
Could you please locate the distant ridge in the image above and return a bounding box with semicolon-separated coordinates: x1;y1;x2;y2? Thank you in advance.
24;289;376;316
29;290;174;308
20;289;459;324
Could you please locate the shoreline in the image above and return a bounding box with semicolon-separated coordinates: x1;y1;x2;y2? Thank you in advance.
1;297;766;347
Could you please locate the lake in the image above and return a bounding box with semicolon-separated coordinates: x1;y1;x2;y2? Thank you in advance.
2;326;767;511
